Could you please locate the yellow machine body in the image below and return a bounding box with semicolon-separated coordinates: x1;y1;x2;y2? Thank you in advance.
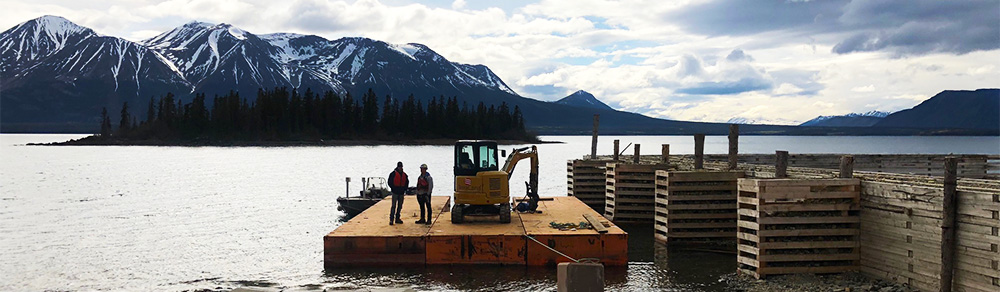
454;170;509;205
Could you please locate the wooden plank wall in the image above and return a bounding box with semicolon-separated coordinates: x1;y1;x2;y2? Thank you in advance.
736;178;861;279
604;162;672;223
688;157;998;291
859;180;1000;292
588;154;999;179
654;170;742;244
702;154;997;179
567;159;614;213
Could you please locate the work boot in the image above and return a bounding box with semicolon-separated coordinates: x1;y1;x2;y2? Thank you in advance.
395;219;404;224
415;219;426;224
389;220;394;226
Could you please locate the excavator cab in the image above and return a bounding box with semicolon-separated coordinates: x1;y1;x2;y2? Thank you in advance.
452;140;511;223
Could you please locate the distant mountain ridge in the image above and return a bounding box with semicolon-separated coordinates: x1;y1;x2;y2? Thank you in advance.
553;90;613;110
800;111;891;127
873;89;999;130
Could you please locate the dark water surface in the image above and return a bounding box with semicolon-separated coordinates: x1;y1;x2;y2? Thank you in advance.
2;134;996;291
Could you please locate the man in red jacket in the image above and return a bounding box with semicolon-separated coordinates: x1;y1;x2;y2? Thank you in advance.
387;161;408;225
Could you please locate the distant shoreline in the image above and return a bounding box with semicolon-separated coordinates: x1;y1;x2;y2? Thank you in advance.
29;137;556;147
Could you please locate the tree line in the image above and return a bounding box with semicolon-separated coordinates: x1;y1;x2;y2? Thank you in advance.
95;87;535;143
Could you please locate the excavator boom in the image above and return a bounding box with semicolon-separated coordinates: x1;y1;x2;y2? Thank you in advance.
501;145;539;198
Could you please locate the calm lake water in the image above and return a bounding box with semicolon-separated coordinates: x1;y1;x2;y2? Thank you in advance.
1;134;997;291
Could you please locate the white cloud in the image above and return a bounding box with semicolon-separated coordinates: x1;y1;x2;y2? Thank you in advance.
851;85;875;92
2;0;997;125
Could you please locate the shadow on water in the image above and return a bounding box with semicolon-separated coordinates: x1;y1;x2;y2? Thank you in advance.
320;224;736;291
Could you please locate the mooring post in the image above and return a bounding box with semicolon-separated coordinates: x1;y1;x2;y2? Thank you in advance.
613;140;620;161
591;114;599;160
694;134;705;169
940;157;958;292
728;124;739;170
840;155;855;178
661;144;670;164
633;144;641;164
775;150;789;178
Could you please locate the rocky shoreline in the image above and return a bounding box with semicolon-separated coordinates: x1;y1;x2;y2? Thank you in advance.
721;272;918;292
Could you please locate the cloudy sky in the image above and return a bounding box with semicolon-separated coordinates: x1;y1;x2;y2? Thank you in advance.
3;0;999;124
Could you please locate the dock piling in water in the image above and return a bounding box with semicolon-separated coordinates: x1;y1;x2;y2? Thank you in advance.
694;134;705;169
728;125;739;170
591;114;599;160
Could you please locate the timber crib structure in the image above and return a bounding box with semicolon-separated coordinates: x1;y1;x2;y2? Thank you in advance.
566;137;999;292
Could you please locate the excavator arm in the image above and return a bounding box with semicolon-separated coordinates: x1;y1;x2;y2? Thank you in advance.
501;146;539;200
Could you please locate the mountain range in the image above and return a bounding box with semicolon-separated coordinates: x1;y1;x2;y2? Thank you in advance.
800;111;891;127
1;16;996;136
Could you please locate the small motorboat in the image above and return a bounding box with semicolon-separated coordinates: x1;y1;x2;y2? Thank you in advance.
337;177;390;220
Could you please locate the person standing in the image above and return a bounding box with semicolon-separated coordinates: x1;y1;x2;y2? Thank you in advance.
415;164;434;225
387;161;408;225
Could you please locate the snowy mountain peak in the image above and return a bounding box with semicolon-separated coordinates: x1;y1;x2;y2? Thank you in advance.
0;15;97;71
390;43;423;60
29;15;92;35
554;90;613;110
845;110;890;118
800;110;893;127
182;21;213;29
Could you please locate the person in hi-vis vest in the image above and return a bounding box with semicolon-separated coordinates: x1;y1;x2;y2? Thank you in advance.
387;161;409;225
415;164;434;225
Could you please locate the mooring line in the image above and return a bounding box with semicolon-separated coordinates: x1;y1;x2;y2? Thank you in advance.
524;234;579;262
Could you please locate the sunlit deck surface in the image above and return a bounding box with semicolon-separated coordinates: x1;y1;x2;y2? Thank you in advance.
324;196;627;268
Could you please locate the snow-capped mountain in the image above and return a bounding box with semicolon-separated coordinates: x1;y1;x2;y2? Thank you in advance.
726;117;761;125
0;16;521;131
553;90;613;110
0;15;96;73
800;110;891;127
1;16;189;128
138;22;517;99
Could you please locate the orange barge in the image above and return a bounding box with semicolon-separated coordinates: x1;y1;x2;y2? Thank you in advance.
324;196;628;268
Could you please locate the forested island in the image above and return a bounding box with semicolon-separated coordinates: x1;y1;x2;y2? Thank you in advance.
50;88;539;146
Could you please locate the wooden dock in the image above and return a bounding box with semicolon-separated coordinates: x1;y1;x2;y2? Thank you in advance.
324;196;628;268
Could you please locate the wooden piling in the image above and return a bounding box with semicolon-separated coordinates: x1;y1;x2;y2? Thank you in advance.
613;140;620;161
661;144;670;164
591;114;599;160
775;150;788;178
633;144;641;164
728;125;739;170
940;157;958;292
839;155;855;178
694;134;705;170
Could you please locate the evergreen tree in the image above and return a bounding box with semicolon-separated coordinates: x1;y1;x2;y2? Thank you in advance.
100;107;112;137
119;102;131;134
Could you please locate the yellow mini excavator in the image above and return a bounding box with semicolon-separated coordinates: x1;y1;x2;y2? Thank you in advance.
451;140;538;224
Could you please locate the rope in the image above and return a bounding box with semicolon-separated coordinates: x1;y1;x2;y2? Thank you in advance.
525;234;578;262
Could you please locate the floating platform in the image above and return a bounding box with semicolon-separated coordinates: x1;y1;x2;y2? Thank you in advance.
324;196;627;268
